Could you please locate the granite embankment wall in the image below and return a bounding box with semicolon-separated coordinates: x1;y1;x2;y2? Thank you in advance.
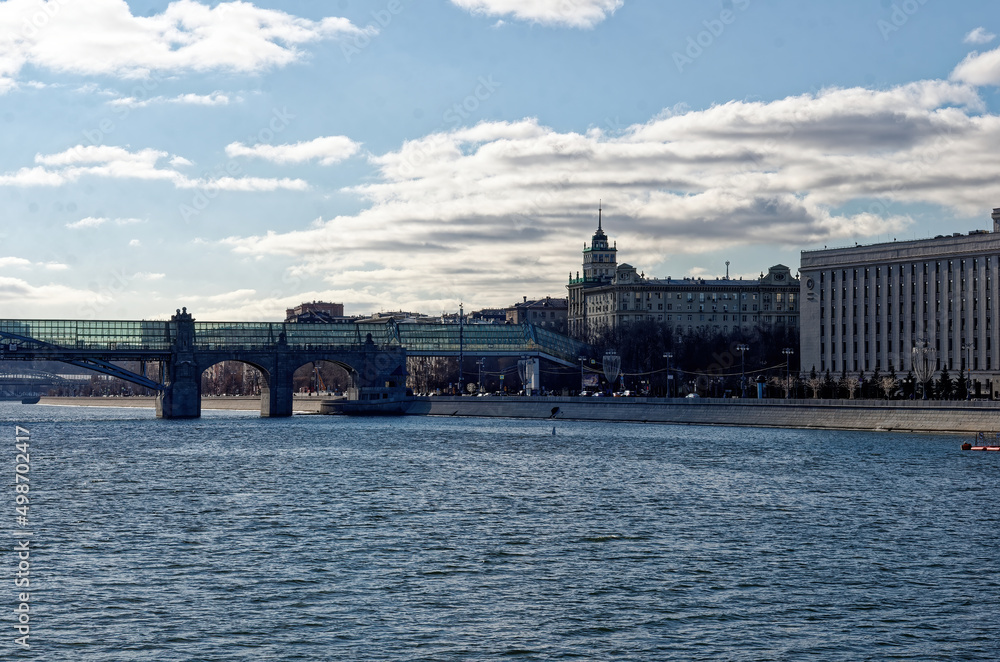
36;395;1000;433
409;396;1000;434
37;396;328;413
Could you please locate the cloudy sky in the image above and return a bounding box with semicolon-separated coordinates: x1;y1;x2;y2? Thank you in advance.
2;0;1000;320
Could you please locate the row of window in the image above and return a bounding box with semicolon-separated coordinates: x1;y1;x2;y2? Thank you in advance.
819;356;992;373
588;313;797;326
820;257;993;285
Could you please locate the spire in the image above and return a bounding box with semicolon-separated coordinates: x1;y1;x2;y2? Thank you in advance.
598;200;602;231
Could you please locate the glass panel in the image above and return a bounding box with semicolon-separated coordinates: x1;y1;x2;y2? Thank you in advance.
0;320;173;350
0;319;588;362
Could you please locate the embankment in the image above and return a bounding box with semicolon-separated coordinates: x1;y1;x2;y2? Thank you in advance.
35;395;1000;433
407;396;1000;434
37;396;328;413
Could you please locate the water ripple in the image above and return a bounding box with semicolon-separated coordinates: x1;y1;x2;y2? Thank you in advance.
2;403;999;660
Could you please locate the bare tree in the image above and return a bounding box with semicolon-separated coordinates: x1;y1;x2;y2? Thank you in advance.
842;374;860;399
878;375;899;400
806;376;823;399
770;374;797;398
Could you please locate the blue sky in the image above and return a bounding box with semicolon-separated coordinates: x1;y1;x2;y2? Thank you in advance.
1;0;999;320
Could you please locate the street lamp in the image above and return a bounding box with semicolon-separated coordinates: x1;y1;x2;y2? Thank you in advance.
663;352;674;398
578;355;586;394
782;347;794;399
962;341;973;400
477;358;485;393
736;344;749;398
911;338;934;400
458;302;464;395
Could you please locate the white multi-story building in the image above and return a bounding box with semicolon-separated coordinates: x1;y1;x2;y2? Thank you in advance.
566;212;799;339
799;209;1000;396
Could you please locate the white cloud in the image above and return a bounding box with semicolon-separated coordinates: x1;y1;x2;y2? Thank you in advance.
221;78;1000;311
133;272;166;281
0;166;67;186
129;239;142;247
108;91;234;108
952;45;1000;86
66;216;145;229
225;136;361;166
0;145;307;191
0;257;68;270
0;276;107;308
450;0;623;28
66;217;108;229
0;0;371;91
964;27;996;45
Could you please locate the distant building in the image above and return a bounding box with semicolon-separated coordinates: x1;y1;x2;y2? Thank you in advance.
505;296;568;333
799;208;1000;396
364;311;429;323
566;211;799;339
471;308;506;324
285;301;345;323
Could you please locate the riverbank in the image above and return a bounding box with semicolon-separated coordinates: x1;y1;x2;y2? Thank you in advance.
406;396;1000;434
37;396;330;413
34;394;1000;433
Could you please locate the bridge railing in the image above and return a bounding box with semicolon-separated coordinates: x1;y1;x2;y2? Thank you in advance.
530;325;589;362
396;323;588;363
1;319;173;351
0;318;589;363
193;322;401;351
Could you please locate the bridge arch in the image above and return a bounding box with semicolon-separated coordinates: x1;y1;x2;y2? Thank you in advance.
199;359;267;397
291;359;355;395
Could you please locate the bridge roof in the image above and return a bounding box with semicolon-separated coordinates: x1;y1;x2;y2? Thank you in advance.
0;319;589;365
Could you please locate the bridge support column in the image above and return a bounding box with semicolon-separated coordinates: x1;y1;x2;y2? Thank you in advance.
261;347;295;418
155;359;201;419
156;308;200;419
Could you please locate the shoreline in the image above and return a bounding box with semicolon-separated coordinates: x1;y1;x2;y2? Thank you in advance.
35;395;1000;434
37;396;328;413
406;396;1000;434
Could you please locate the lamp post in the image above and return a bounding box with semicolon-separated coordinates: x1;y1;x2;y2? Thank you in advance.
458;302;464;395
736;343;749;398
477;358;485;393
663;352;673;398
782;347;794;399
962;341;973;400
911;338;934;400
578;355;586;394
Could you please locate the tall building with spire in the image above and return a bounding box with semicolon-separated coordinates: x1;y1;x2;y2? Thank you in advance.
581;204;617;282
567;209;799;339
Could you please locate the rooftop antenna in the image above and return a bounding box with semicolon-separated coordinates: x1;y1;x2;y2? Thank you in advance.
598;200;602;231
726;260;730;279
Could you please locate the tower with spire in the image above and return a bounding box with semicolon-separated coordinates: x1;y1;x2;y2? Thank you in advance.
581;203;617;282
567;202;800;342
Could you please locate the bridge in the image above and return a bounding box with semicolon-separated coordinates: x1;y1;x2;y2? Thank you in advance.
0;369;82;398
0;309;587;418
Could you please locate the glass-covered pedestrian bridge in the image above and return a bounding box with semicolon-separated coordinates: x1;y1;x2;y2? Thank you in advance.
0;319;588;366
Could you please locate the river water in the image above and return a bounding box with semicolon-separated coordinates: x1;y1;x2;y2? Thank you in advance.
2;402;999;661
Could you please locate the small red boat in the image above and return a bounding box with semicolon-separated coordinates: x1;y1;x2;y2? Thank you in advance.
963;433;1000;451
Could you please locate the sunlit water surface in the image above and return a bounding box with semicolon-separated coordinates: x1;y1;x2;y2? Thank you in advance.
2;402;999;660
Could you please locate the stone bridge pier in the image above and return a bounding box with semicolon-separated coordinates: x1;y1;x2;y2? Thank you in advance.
155;309;407;419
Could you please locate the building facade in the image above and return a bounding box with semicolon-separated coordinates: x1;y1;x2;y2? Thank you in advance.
799;209;1000;396
505;296;568;333
285;301;345;322
566;215;799;339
